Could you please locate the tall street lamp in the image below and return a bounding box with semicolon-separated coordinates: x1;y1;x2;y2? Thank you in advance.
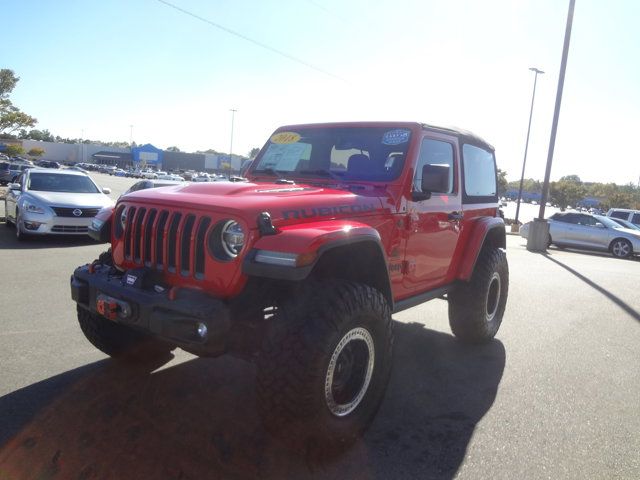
229;109;237;178
527;0;576;251
514;67;544;229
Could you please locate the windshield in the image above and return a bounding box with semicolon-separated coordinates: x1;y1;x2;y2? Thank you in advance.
594;215;626;229
251;127;411;182
27;172;100;193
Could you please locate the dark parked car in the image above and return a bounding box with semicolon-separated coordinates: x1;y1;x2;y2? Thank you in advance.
120;179;185;198
0;162;33;185
37;160;61;169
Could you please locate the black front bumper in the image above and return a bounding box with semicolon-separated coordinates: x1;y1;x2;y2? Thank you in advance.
71;264;230;355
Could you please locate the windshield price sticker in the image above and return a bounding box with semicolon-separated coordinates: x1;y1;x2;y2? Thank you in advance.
382;129;410;145
270;132;301;144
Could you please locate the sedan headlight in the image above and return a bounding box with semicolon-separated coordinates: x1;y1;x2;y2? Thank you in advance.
23;200;45;214
221;220;245;257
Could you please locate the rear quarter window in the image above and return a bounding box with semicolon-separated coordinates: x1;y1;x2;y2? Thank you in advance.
609;211;629;219
631;213;640;225
462;144;497;204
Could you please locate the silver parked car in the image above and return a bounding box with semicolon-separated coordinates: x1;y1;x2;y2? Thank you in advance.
4;168;114;240
519;212;640;259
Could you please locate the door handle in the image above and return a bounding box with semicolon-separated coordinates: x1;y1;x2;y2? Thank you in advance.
448;211;464;221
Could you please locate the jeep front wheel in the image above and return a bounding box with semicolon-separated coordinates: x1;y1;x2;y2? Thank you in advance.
448;247;509;343
256;280;393;448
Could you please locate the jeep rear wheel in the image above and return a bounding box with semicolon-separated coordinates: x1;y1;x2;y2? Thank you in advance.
448;247;509;343
77;306;174;359
257;280;393;449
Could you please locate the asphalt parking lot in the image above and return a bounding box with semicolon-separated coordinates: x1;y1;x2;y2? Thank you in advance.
0;177;639;479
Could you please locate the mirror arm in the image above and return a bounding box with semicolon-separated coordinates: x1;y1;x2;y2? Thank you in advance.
411;191;431;202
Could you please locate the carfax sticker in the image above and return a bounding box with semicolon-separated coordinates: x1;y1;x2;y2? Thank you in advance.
270;132;301;144
382;129;410;145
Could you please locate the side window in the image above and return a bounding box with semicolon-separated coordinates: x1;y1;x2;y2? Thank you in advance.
577;215;597;226
609;211;628;220
562;213;579;224
631;213;640;225
414;138;454;193
462;144;497;201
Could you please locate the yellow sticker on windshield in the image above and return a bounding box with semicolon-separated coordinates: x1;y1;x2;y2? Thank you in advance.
270;132;301;144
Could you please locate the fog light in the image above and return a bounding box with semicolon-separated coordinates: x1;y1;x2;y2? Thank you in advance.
24;222;42;231
196;322;208;339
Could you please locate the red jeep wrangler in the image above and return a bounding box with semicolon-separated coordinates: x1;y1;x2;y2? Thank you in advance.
72;122;508;446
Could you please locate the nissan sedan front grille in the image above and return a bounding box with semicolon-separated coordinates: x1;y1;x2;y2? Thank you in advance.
51;207;101;217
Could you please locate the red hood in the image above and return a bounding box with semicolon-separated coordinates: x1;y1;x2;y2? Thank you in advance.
121;181;394;227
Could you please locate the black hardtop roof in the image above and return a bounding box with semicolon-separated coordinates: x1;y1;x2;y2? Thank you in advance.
276;121;494;152
420;123;494;152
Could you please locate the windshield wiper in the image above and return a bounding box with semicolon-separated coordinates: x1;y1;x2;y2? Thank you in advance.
299;169;343;182
257;168;295;184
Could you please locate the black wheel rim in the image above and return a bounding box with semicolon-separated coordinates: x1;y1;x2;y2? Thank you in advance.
486;272;501;321
324;327;375;417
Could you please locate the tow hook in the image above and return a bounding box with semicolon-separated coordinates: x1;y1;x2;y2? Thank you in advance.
96;294;131;321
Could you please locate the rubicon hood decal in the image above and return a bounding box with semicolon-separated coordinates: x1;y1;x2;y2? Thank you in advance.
283;203;376;220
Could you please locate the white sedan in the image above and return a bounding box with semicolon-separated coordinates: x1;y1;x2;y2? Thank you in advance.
4;168;114;240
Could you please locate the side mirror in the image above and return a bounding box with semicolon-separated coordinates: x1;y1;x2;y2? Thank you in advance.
102;187;112;194
413;164;450;201
596;223;605;229
8;183;21;191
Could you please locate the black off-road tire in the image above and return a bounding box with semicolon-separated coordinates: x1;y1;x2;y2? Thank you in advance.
77;306;174;359
256;280;393;451
448;247;509;344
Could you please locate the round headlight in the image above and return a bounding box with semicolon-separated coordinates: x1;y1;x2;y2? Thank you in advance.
221;220;245;257
120;207;128;231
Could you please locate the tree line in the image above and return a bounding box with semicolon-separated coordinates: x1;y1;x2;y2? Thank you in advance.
505;174;640;210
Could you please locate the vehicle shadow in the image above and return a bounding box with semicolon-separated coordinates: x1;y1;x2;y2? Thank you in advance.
541;253;640;323
0;219;100;249
0;322;505;479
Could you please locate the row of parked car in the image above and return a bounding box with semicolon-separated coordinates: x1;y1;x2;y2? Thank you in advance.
519;208;640;259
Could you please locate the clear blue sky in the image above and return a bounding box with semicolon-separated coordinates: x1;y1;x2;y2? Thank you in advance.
4;0;639;184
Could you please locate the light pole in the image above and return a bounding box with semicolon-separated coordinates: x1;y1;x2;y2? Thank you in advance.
129;125;134;147
527;0;576;251
514;67;544;229
80;128;84;163
229;109;237;178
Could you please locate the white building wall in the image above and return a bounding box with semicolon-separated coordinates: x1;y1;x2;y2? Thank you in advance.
21;140;129;163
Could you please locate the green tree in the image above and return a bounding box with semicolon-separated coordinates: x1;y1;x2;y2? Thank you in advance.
166;146;181;152
0;69;37;135
5;144;25;156
497;168;508;196
28;147;45;158
550;177;586;209
249;147;260;159
19;129;54;142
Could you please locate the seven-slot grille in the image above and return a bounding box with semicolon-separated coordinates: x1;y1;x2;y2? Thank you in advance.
51;207;101;217
122;206;212;279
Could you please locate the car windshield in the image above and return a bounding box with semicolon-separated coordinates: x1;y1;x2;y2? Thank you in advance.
27;172;100;193
594;215;625;229
251;127;411;182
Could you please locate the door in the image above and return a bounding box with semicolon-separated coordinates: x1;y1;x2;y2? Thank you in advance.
403;135;461;292
565;214;607;248
5;172;24;221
